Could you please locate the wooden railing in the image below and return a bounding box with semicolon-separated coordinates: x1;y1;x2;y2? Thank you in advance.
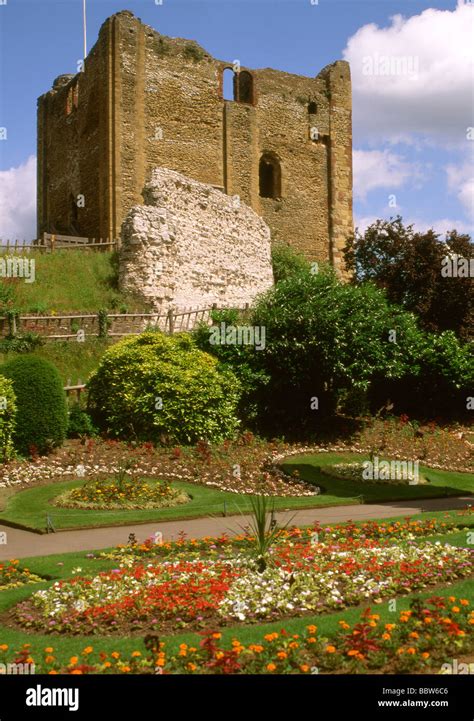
0;234;118;253
0;304;250;341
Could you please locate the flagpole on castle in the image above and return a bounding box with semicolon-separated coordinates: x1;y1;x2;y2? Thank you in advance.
83;0;87;59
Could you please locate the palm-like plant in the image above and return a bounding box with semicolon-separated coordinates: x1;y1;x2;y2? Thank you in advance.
242;494;294;573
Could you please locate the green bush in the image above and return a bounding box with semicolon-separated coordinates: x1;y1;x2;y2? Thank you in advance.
67;402;98;439
0;356;68;456
193;309;269;427
249;267;422;433
0;375;16;461
87;331;241;444
271;242;310;283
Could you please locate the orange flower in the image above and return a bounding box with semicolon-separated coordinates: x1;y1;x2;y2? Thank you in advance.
44;647;54;653
407;647;416;655
70;670;83;675
382;633;391;641
451;606;460;613
460;599;469;606
325;645;336;654
289;642;299;649
104;661;112;668
121;666;131;673
306;625;317;634
385;624;395;631
45;656;55;664
339;621;350;630
131;651;141;658
48;670;58;675
277;651;287;660
0;644;8;652
187;663;197;671
307;637;317;644
83;646;93;655
300;665;310;673
111;652;120;659
69;656;78;665
347;650;359;657
421;652;430;659
266;663;276;672
409;632;419;639
212;633;221;640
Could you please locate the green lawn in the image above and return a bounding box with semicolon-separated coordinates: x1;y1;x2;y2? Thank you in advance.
3;251;147;314
0;508;471;666
281;452;474;503
0;451;472;532
0;478;352;533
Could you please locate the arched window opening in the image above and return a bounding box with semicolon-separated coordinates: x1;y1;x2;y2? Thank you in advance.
308;101;317;115
259;153;281;199
222;67;235;101
238;71;254;104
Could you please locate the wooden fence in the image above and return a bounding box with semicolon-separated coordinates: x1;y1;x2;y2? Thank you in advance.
0;304;250;341
0;234;118;253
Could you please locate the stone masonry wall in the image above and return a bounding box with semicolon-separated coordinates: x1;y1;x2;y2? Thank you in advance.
119;168;274;312
38;10;353;274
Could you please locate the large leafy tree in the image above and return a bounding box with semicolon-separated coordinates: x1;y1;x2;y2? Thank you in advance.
344;217;474;341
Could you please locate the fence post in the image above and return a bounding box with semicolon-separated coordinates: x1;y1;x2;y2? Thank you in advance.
167;308;175;334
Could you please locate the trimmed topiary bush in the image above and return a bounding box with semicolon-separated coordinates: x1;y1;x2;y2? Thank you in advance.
0;375;17;461
1;357;68;456
87;331;241;444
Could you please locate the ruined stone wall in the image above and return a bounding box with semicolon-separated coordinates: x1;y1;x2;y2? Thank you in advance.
119;168;274;312
38;10;353;271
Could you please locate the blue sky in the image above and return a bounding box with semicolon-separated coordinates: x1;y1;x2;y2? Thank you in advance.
0;0;473;239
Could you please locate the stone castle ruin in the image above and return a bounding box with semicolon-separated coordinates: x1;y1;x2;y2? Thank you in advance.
37;9;353;308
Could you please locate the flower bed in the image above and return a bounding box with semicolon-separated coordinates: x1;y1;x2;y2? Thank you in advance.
12;533;472;635
53;476;190;510
0;560;42;591
2;595;472;674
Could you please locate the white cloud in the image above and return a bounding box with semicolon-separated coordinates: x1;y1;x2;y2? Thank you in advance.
353;148;419;200
446;159;474;221
343;1;474;145
355;213;473;237
0;156;37;242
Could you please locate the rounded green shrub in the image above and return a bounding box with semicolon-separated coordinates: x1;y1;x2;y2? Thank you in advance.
0;375;17;461
1;357;68;456
87;331;241;444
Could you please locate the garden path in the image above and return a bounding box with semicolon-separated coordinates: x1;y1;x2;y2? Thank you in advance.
0;495;471;560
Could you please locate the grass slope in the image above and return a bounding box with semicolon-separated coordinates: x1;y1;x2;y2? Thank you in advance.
3;251;147;314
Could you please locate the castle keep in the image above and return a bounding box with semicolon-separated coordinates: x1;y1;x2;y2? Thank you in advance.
37;10;353;274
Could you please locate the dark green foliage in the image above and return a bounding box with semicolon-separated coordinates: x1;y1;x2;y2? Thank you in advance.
1;356;68;455
345;216;474;341
271;242;310;283
67;403;97;439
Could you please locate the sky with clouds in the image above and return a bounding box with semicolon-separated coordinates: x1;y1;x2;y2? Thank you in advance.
0;0;473;240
